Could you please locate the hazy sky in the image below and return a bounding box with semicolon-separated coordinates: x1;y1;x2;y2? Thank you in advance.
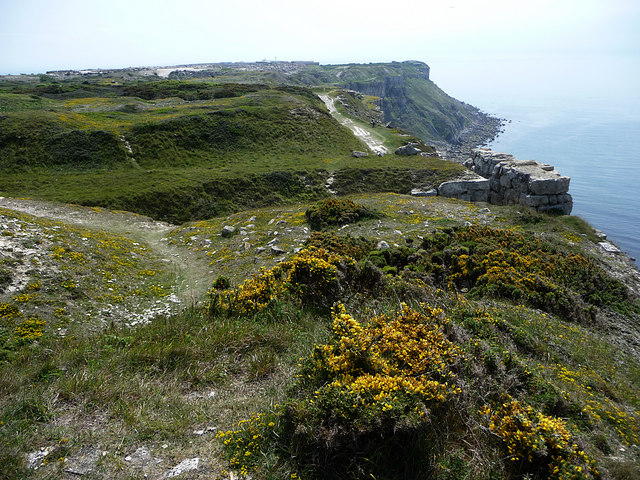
1;0;638;75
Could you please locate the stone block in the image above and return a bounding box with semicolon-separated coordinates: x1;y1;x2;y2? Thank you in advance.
528;176;570;195
520;194;549;207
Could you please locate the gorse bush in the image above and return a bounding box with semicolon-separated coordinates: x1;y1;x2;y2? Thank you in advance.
364;225;637;322
280;304;465;478
217;303;466;479
207;246;356;315
303;231;375;260
305;198;379;230
480;397;599;479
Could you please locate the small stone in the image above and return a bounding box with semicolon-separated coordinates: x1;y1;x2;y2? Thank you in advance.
594;229;607;240
411;188;437;197
64;447;102;476
599;241;621;254
271;245;286;255
376;241;390;250
221;226;235;237
27;446;54;470
162;458;200;479
193;429;205;436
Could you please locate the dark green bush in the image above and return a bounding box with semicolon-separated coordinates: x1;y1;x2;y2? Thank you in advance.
305;198;379;229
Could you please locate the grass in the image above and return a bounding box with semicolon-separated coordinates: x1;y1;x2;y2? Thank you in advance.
0;69;638;479
1;193;639;479
0;78;465;223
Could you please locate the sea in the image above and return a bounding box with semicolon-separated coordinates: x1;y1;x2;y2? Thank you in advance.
430;54;640;263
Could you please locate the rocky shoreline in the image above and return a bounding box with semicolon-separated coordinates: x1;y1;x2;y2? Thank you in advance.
435;111;505;163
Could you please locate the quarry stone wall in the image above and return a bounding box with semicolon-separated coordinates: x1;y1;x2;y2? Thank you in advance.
436;148;573;214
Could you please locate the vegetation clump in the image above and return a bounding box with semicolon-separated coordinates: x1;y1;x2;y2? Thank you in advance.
480;397;599;479
303;231;375;260
305;198;379;230
363;225;638;322
207;246;356;314
216;304;465;479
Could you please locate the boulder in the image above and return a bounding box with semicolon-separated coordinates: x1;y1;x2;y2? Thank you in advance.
411;188;437;197
395;143;422;156
221;225;235;237
352;150;369;158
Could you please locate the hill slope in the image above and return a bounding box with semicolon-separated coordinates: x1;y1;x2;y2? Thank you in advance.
0;63;638;480
1;194;639;479
0;77;464;223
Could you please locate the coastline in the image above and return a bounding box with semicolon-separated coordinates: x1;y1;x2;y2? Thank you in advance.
434;109;504;163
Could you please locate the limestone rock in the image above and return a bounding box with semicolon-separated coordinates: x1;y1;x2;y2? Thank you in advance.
27;446;54;470
64;447;102;476
271;245;286;255
411;188;437;197
162;457;200;479
395;143;422;156
599;241;621;254
376;240;390;250
464;148;573;214
352;150;369;158
123;446;161;469
221;225;236;237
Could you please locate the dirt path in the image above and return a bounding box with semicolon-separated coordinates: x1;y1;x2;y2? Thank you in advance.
318;93;390;155
0;197;213;305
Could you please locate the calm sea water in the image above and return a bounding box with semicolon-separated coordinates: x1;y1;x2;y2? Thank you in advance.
487;105;640;262
431;55;640;263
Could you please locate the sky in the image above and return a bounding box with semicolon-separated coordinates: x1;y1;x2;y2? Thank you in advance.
1;0;638;75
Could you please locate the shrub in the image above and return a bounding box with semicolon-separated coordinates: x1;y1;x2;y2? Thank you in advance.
212;275;231;290
14;316;46;345
305;198;378;230
278;304;464;478
0;267;11;291
304;231;375;260
480;397;599;479
207;246;356;315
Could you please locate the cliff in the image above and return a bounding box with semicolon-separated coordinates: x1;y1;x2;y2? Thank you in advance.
291;61;500;146
35;61;501;150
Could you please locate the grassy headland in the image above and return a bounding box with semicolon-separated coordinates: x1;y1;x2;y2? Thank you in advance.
0;78;463;223
0;65;638;479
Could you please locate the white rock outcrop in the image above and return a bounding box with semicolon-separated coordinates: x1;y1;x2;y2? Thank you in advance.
438;148;573;214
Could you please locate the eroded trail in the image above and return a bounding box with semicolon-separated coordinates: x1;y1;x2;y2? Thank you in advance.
318;93;390;155
0;197;213;306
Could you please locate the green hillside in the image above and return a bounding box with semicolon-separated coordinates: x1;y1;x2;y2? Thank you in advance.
0;78;462;223
292;61;490;144
0;65;638;480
